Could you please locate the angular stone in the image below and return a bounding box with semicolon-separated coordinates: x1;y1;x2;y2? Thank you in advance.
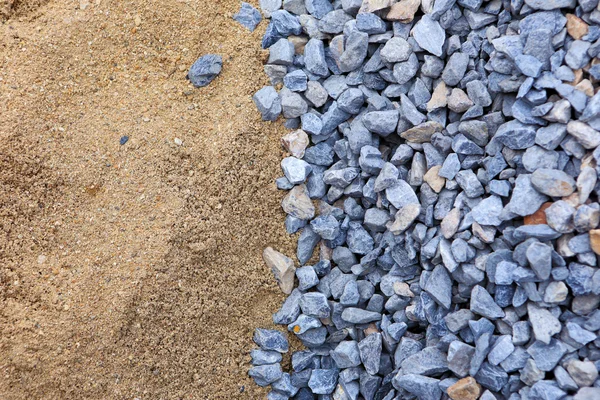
249;363;283;386
282;184;315;220
471;285;505;319
254;328;289;353
412;14;445;57
527;303;561;345
448;341;476;378
253;86;282;121
263;247;296;295
447;377;482;400
188;54;222;88
424;264;452;310
358;333;382;375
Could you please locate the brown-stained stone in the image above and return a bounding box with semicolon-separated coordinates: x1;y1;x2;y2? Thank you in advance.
524;202;553;225
447;377;482;400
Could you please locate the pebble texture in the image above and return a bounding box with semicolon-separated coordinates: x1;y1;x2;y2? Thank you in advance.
249;0;600;399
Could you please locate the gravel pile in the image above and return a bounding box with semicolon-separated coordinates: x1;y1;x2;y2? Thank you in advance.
246;0;600;399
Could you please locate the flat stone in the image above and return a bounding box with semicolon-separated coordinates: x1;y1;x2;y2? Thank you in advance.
263;247;296;294
400;121;444;143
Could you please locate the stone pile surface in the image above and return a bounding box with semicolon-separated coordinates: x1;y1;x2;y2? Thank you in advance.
245;0;600;399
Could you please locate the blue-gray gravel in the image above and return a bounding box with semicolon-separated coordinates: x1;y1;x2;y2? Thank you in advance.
247;0;600;399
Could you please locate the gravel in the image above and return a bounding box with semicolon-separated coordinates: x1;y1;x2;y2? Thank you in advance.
248;0;600;399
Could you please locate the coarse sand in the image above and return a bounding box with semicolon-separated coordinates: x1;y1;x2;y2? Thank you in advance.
0;0;298;398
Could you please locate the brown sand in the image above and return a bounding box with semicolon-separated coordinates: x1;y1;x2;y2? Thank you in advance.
0;0;297;398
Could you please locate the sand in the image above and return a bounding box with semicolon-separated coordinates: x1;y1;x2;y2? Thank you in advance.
0;0;297;398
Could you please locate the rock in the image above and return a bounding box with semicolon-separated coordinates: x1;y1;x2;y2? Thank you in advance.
470;285;505;319
386;0;421;22
299;292;330;318
263;247;296;294
388;203;421;234
567;360;598;387
254;86;282;121
250;363;283;386
400;121;444;143
380;37;412;63
531;168;576;197
566;13;588;40
424;264;453;310
251;349;283;366
524;202;552;225
253;328;289;353
308;369;339;395
338;30;369;73
567;121;600;149
281;184;315;220
448;341;476;377
412;14;445;57
447;377;482;400
545;200;576;233
358;333;382;375
589;229;600;255
527;303;561;344
504;174;548;217
188;54;222;88
341;307;382;324
442;52;470;87
234;2;262;31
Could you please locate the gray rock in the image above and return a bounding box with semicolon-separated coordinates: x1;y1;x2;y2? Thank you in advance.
393;374;442;400
338;30;369;73
471;285;505;319
253;86;282;121
442;52;469;86
268;39;295;66
528;303;561;344
308;369;339;395
412;14;445;57
358;333;382;375
234;2;262;31
254;329;289;353
249;363;283;386
299;292;331;318
188;54;222;88
424;264;452;310
341;308;381;324
455;170;484;198
380;37;412;63
304;39;329;77
545;200;576;233
251;349;283;366
526;242;552;280
488;335;515;366
504;174;548;217
331;340;361;368
363;110;399;136
401;347;449;376
281;157;312;184
448;341;476;377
